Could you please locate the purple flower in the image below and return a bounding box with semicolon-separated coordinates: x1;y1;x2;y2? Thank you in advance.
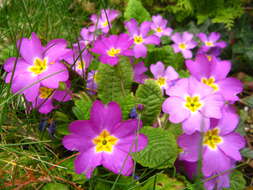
178;105;245;177
150;61;179;94
87;70;97;94
186;54;243;101
90;9;120;33
125;19;160;58
30;81;72;114
78;26;97;46
4;33;69;101
171;32;197;59
133;62;148;84
151;15;173;38
62;100;147;178
197;32;226;52
63;43;92;77
162;77;224;134
91;34;133;66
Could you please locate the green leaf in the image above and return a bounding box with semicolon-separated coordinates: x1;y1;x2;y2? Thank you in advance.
224;170;246;190
124;0;151;23
42;183;69;190
72;92;93;120
141;173;185;190
145;45;184;71
241;95;253;108
115;93;136;120
240;148;253;159
97;58;133;104
132;127;178;169
136;80;163;125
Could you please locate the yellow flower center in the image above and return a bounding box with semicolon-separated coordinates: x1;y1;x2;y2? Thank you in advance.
134;35;144;44
77;60;86;70
179;43;187;50
184;96;203;112
102;20;108;27
203;128;223;150
205;41;214;47
39;87;54;99
107;48;121;57
156;77;166;87
92;129;118;153
156;27;163;33
93;72;98;82
201;77;219;92
28;58;48;75
207;55;212;61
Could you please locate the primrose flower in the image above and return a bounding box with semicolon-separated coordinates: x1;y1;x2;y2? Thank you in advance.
186;54;243;101
125;18;160;58
62;100;147;178
151;15;173;38
178;105;245;177
91;34;133;66
63;44;92;77
30;81;72;114
4;33;69;101
197;32;226;52
162;77;224;134
150;61;179;94
171;32;197;59
90;9;120;33
87;70;97;94
133;62;148;84
79;26;97;45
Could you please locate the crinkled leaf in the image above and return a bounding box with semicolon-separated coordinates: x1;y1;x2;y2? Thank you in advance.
224;170;246;190
136;79;163;125
115;93;136;120
97;58;133;104
132;127;178;169
72;92;93;120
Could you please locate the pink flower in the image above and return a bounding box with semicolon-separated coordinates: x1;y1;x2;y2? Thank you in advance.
186;54;243;101
30;81;72;114
90;9;120;33
171;32;197;59
91;34;133;66
4;32;69;101
151;15;173;38
125;19;160;58
150;61;179;94
197;32;227;52
162;77;224;134
62;100;147;178
133;62;148;84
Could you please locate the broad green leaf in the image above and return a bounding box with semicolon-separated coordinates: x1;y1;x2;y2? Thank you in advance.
97;59;133;103
132;127;178;169
145;45;184;70
224;170;246;190
136;80;163;125
115;93;136;120
141;173;185;190
124;0;151;23
42;183;69;190
72;92;93;120
241;95;253;108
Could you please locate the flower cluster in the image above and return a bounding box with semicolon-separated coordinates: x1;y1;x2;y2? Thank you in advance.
3;8;246;189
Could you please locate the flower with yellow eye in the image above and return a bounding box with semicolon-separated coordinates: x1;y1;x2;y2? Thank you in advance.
186;54;243;101
150;61;178;94
62;100;147;178
162;77;224;135
178;105;245;182
150;15;173;38
91;33;133;66
171;32;197;59
3;32;70;102
125;18;160;58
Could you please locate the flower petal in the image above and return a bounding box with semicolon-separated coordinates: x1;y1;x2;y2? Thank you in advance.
133;44;147;58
